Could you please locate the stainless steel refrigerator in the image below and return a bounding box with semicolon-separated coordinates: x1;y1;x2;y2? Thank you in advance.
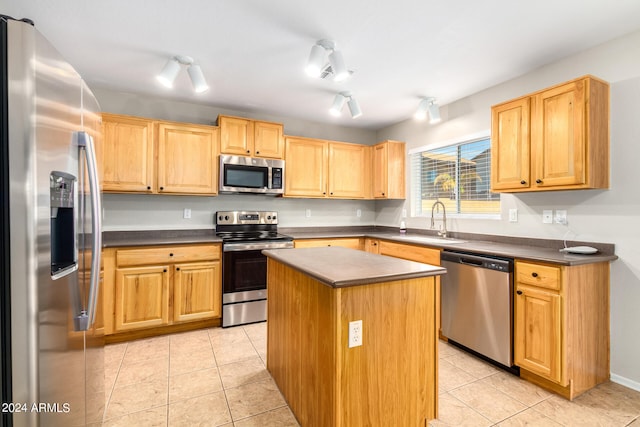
1;16;104;426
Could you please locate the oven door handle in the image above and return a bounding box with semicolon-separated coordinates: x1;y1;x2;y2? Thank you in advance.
223;242;294;252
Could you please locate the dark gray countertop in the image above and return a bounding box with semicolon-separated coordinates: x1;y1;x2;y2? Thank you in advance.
103;229;221;247
262;246;446;288
103;226;617;266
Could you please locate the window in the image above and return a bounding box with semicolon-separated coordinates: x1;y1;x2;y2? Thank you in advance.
410;136;500;217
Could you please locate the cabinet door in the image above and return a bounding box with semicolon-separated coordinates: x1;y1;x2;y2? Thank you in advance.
364;239;380;254
284;137;328;197
372;141;405;199
114;265;170;331
514;285;562;383
372;143;388;198
254;121;284;159
532;80;586;188
173;262;221;323
101;114;155;192
157;122;218;194
328;143;368;198
491;97;531;191
220;116;252;156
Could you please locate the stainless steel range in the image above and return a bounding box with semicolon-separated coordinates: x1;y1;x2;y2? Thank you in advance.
216;211;293;327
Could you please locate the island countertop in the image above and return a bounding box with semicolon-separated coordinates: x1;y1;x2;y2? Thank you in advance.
262;246;446;287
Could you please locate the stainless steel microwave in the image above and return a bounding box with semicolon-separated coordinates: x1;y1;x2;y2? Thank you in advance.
219;155;285;195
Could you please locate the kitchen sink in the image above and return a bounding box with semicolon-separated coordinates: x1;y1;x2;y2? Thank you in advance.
393;235;467;244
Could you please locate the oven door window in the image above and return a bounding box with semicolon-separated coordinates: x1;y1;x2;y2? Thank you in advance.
223;249;267;293
223;164;268;189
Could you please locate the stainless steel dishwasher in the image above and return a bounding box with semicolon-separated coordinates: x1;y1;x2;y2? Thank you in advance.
440;250;514;368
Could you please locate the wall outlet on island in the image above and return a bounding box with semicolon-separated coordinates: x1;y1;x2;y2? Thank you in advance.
305;208;311;218
183;208;191;219
349;320;363;348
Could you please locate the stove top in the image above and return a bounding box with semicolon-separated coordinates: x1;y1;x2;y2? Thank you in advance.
215;210;291;243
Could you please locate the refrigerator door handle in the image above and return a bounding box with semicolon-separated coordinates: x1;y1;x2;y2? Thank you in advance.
75;131;102;330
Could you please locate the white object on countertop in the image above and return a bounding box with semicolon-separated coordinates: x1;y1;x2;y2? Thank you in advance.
399;220;406;234
559;246;598;254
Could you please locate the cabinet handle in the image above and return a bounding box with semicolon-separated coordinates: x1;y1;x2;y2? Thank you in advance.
256;151;260;155
246;150;251;154
532;272;538;277
147;186;151;190
373;242;378;246
330;192;333;195
535;179;542;184
169;253;174;257
323;192;326;195
516;290;523;295
382;192;385;196
163;269;167;273
176;267;180;271
520;180;526;185
160;186;164;190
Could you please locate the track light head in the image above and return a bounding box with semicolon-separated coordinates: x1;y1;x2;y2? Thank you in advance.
328;50;349;82
157;58;181;88
188;64;209;93
330;94;347;116
347;97;362;118
306;44;326;78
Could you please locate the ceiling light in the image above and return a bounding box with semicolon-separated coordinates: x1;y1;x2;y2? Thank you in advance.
415;97;441;123
347;97;362;118
330;91;362;119
187;64;209;93
157;55;209;93
305;39;353;81
330;93;346;116
157;58;181;88
305;44;326;78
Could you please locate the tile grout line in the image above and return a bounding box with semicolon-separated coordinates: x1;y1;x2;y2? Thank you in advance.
208;327;234;424
103;342;127;424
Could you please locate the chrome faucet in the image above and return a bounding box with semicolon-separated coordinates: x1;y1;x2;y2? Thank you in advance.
430;201;447;238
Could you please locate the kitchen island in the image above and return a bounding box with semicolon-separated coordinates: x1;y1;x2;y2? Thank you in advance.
263;246;446;426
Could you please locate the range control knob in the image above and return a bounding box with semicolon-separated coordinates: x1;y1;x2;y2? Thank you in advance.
218;215;223;221
225;215;229;220
267;215;272;220
272;215;277;221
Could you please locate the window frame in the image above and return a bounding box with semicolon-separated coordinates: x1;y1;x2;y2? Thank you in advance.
408;131;501;220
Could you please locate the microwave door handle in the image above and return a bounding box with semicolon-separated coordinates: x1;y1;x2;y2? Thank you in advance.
75;131;102;329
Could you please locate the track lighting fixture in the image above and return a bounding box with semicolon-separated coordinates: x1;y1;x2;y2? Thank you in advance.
306;39;352;82
330;92;362;118
157;55;209;93
415;97;441;123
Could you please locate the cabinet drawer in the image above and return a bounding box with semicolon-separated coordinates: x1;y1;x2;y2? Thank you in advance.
294;238;363;250
516;261;561;291
116;244;221;267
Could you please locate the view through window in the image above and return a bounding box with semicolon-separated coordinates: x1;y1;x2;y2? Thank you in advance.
410;137;500;217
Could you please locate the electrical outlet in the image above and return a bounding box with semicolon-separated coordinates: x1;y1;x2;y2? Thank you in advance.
183;208;191;219
542;210;553;224
509;208;518;222
305;208;311;218
356;208;362;217
348;320;363;348
554;210;567;225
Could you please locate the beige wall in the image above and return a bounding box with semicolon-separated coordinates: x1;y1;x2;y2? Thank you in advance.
375;30;640;390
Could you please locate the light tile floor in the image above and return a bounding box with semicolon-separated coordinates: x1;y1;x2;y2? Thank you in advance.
102;324;640;426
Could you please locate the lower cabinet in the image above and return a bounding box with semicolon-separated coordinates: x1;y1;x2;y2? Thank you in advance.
103;243;222;336
514;260;610;399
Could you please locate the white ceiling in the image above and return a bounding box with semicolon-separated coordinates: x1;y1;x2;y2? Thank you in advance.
4;0;640;130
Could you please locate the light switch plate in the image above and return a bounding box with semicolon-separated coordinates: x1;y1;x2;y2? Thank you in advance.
509;209;518;222
542;210;553;224
554;210;567;224
183;208;191;219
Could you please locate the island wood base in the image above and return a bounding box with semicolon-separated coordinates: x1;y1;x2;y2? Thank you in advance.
266;258;439;426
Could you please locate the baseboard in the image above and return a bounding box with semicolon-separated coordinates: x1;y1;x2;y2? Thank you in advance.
610;373;640;392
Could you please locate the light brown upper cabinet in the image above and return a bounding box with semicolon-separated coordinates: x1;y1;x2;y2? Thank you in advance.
218;115;284;159
491;75;609;192
101;113;155;192
101;113;218;195
156;121;219;195
372;140;406;199
284;136;369;199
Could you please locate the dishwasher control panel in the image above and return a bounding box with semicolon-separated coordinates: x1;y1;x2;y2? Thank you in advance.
440;250;513;273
